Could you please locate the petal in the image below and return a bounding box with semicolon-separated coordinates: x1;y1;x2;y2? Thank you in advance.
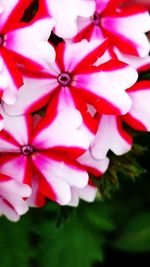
0;176;31;221
0;199;20;222
27;175;46;207
134;0;150;8
0;114;4;131
63;39;108;73
0;0;32;32
102;7;150;57
5;18;56;70
68;183;97;207
3;70;58;115
0;106;33;151
78;149;109;176
123;81;150;131
74;17;95;42
32;108;89;156
114;46;150;72
96;0;110;13
47;87;98;137
0;154;32;184
91;115;132;159
0;49;23;105
32;152;88;205
43;0;95;38
76;0;95;17
73;61;138;115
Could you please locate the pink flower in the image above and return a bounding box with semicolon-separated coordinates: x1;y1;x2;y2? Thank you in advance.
91;81;150;159
26;86;109;208
0;173;31;221
0;99;90;205
3;40;138;116
0;0;56;104
74;0;150;57
38;0;95;38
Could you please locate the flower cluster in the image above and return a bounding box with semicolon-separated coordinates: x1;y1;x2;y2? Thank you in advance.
0;0;150;221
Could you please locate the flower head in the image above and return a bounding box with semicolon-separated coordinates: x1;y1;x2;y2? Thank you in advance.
4;40;138;116
75;0;150;57
0;98;90;205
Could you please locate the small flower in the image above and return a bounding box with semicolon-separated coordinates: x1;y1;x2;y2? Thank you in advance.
0;99;89;205
75;0;150;57
3;40;138;116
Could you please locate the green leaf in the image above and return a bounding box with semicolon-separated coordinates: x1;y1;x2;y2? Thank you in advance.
113;211;150;252
34;201;114;267
0;215;33;267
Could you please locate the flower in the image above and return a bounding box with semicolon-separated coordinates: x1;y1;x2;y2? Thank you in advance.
0;173;31;221
3;40;138;116
0;99;90;205
0;0;56;104
74;0;150;57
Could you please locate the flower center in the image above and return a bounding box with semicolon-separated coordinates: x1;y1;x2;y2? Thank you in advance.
0;35;4;46
21;145;34;156
57;72;72;86
92;12;101;25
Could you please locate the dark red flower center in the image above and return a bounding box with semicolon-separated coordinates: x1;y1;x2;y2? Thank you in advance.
57;72;72;86
92;12;101;25
0;35;4;46
21;145;34;156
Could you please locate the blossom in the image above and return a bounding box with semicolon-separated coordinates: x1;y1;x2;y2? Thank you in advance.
74;0;150;57
91;81;150;159
3;40;138;117
0;0;56;104
38;0;95;38
26;87;109;207
0;99;90;205
0;173;31;221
